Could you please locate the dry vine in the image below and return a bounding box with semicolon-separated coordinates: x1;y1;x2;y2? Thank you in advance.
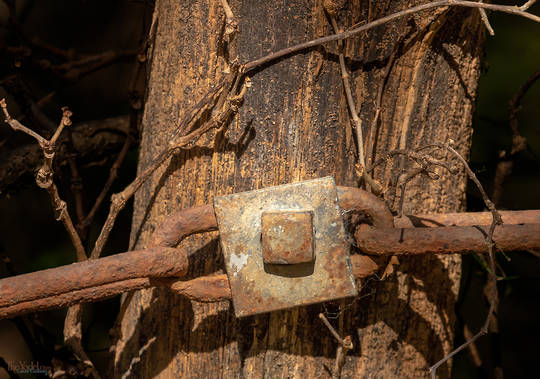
1;100;101;377
366;140;503;376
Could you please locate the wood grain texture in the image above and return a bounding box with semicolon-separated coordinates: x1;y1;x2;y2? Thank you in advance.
112;0;484;377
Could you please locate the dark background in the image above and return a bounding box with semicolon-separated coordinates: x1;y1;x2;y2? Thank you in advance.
0;1;538;378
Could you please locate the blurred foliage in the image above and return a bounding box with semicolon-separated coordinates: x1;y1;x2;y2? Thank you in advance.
456;3;540;378
470;2;540;210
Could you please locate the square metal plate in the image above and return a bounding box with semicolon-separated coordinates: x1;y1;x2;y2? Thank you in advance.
214;177;358;317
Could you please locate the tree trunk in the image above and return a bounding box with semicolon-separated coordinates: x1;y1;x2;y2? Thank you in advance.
112;0;484;377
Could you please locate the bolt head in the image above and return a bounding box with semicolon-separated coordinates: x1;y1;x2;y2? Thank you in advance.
261;211;314;265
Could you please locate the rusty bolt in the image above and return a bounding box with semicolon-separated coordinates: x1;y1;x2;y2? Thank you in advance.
261;210;314;265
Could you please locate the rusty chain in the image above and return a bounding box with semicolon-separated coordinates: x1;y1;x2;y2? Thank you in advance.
1;186;539;319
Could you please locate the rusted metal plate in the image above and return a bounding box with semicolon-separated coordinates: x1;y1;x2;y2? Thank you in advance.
261;210;314;265
214;177;357;317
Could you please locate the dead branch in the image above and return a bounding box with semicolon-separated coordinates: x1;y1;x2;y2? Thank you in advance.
359;139;505;374
319;312;353;378
428;142;502;378
367;146;457;214
80;133;133;232
478;0;495;36
89;68;248;260
36;49;138;82
1;99;102;376
1;100;86;261
220;0;238;39
325;9;381;195
0;115;129;196
64;305;101;379
520;0;537;10
78;42;146;233
244;1;540;72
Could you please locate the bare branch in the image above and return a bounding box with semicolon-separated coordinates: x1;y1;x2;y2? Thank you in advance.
64;305;101;378
2;100;100;375
319;312;353;378
80;133;133;231
90;69;248;259
0;115;129;197
1;98;47;145
520;0;537;11
325;11;381;195
478;1;495;36
244;1;540;72
220;0;238;38
365;35;400;170
1;101;87;262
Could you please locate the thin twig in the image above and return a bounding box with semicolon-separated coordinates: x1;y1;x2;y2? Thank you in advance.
319;313;353;378
319;312;348;346
368;147;457;174
64;305;101;378
326;11;381;195
49;49;138;82
368;146;456;211
428;142;502;378
520;0;537;10
333;336;353;379
327;15;365;168
89;69;247;259
62;32;150;377
220;0;238;38
79;72;144;233
1;100;87;262
1;100;100;376
478;1;495;36
81;134;133;231
0;99;46;144
361;141;502;373
244;1;540;72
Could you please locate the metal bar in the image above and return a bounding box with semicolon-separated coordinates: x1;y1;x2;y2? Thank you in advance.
150;204;217;247
0;254;379;318
336;186;394;227
395;209;540;228
0;278;155;319
1;222;539;317
0;247;187;308
355;224;540;256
